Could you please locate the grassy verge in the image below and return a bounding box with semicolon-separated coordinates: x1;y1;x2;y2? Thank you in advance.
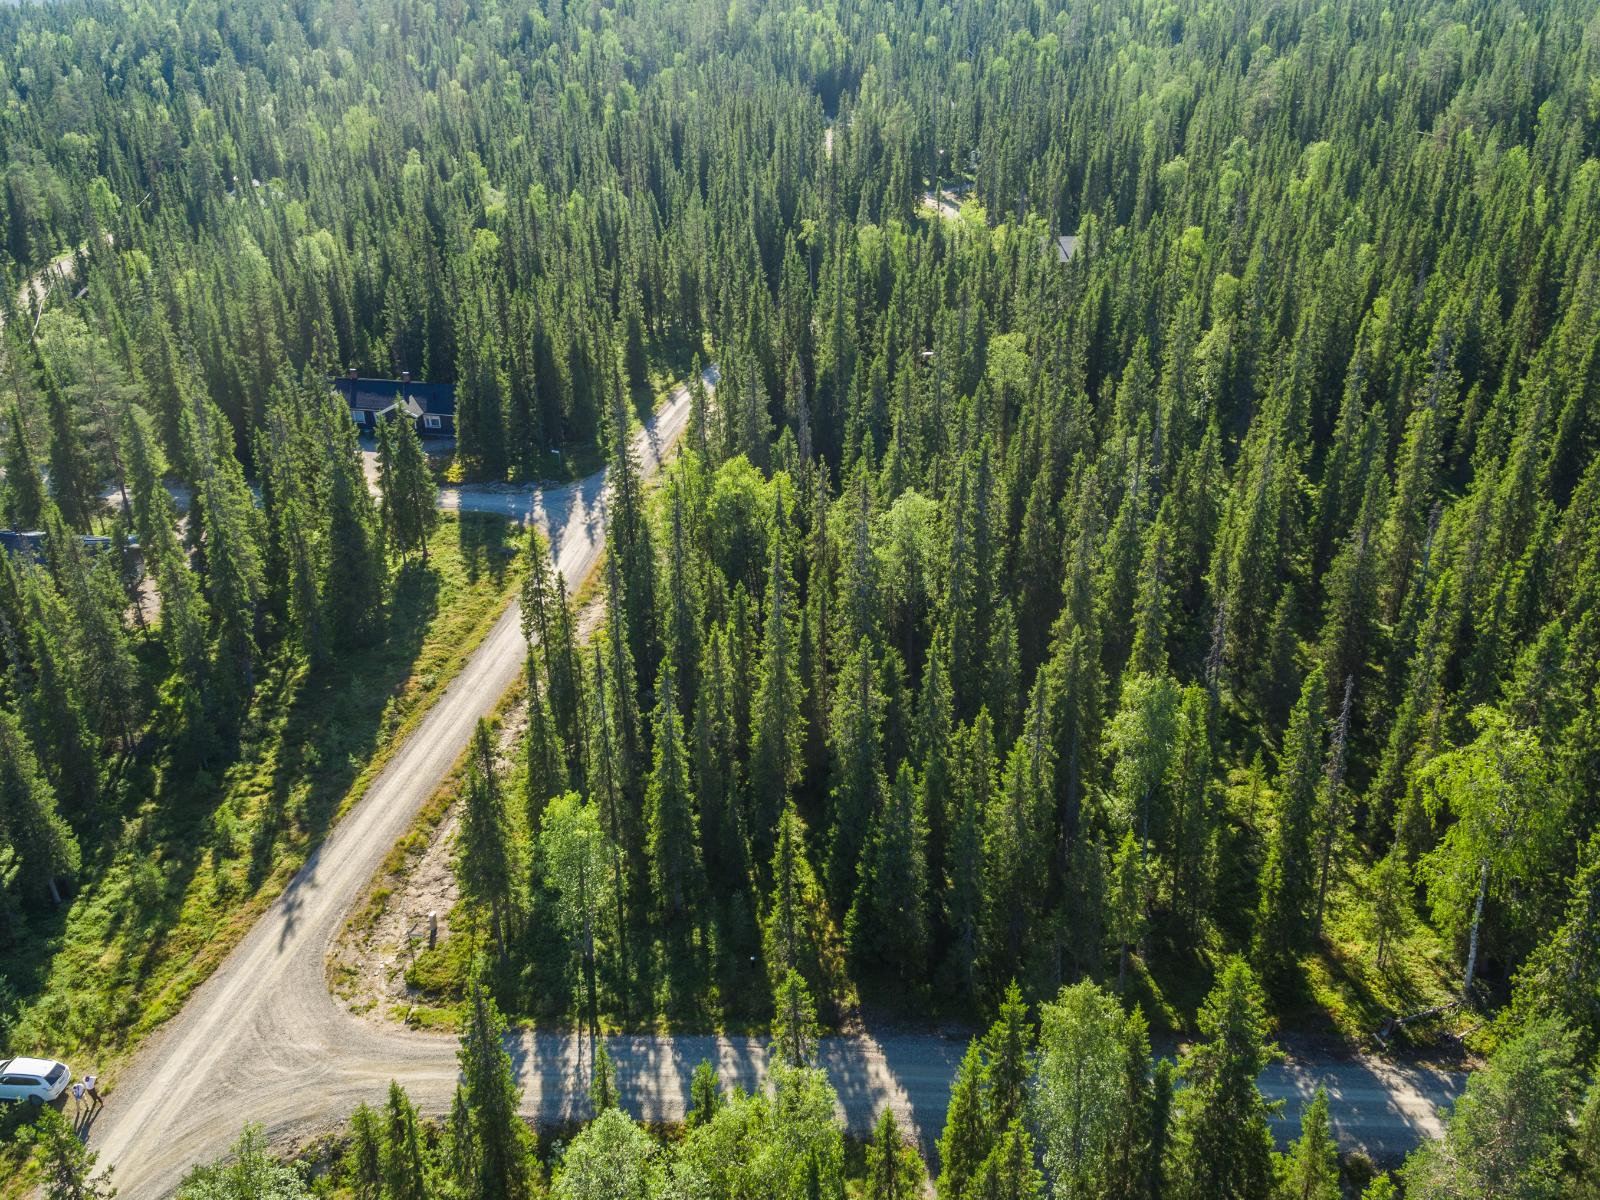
2;512;522;1077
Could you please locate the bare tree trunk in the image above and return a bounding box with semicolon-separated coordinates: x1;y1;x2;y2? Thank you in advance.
1463;860;1489;997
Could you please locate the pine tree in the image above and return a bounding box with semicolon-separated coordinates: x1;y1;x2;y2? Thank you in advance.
346;1103;384;1200
122;403;209;711
968;1121;1044;1200
182;390;264;710
521;527;584;781
981;983;1034;1135
828;634;887;909
940;711;990;1007
590;1038;618;1113
376;414;437;562
1108;830;1148;992
686;1060;722;1130
318;384;385;648
523;658;568;830
38;354;96;531
982;687;1052;979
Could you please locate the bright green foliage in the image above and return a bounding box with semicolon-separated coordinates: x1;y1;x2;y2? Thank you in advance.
1032;980;1125;1200
687;1060;722;1131
554;1107;659;1200
1402;1016;1575;1200
176;1125;308;1200
772;967;821;1068
7;0;1600;1188
1278;1087;1340;1200
23;1105;116;1199
1416;709;1559;995
538;791;618;1045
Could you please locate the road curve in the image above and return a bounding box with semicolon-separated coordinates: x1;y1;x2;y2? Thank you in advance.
87;375;704;1196
86;364;1462;1195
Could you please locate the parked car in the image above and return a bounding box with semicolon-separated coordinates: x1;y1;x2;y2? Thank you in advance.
0;1057;72;1105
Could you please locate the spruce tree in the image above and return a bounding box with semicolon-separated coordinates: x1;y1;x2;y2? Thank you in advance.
3;403;45;530
1280;1087;1340;1200
865;1108;926;1200
646;656;704;926
382;1081;432;1200
456;982;535;1200
846;761;929;986
748;509;806;867
1169;959;1280;1200
457;719;521;958
937;1041;992;1200
1255;666;1327;973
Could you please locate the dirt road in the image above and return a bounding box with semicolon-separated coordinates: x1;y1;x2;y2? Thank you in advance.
87;373;704;1196
85;364;1463;1195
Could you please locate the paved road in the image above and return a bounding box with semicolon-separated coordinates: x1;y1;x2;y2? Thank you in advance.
85;363;1463;1194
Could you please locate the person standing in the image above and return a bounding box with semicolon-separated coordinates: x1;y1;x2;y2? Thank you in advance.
83;1072;102;1108
70;1080;85;1122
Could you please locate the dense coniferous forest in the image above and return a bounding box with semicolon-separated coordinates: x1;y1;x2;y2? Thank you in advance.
3;0;1600;1194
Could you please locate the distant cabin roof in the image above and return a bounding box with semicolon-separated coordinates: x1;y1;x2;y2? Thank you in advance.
1056;234;1081;263
332;376;455;416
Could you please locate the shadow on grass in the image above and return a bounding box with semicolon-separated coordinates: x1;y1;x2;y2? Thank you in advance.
246;563;441;894
457;513;516;588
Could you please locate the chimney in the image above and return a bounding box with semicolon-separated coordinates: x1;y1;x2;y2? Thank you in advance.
347;365;358;380
401;370;411;384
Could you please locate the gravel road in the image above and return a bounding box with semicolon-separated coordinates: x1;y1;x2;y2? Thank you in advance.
84;363;1464;1196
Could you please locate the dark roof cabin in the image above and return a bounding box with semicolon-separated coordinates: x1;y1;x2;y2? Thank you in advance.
333;369;456;436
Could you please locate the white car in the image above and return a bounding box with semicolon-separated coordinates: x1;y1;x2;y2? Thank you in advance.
0;1057;72;1105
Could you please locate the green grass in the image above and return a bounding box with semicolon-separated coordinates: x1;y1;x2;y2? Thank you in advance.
2;512;523;1074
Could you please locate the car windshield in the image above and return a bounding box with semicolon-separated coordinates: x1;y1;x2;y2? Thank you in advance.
46;1064;66;1084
